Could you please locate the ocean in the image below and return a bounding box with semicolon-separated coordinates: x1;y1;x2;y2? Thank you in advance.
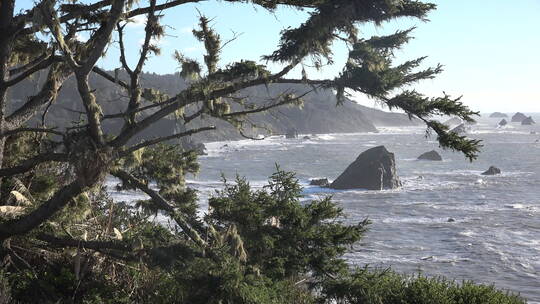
109;115;540;302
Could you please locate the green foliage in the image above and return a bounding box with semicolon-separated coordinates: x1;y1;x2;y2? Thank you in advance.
0;168;527;303
208;168;368;280
320;268;526;304
211;60;271;83
265;1;435;65
193;15;221;74
174;51;202;80
336;29;441;98
1;133;62;204
118;144;199;215
0;1;518;302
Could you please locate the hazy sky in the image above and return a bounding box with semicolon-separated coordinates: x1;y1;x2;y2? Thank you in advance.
16;1;540;113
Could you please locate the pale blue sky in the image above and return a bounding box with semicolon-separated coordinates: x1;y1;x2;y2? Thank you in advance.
16;0;540;112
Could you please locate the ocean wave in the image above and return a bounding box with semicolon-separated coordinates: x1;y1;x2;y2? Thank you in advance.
380;216;473;225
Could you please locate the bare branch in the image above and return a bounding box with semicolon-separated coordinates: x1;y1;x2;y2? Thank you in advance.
134;0;157;76
183;107;204;124
8;52;48;76
116;23;133;76
4;55;60;88
92;66;130;89
0;127;64;138
124;0;157;126
0;153;68;177
80;0;125;73
37;233;131;252
40;4;80;69
120;126;215;157
5;63;72;129
223;89;314;118
102;99;172;120
110;61;300;147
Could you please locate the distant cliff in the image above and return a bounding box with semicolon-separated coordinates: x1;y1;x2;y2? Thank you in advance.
8;71;420;143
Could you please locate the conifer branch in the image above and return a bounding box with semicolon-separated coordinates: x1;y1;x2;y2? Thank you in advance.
110;169;207;248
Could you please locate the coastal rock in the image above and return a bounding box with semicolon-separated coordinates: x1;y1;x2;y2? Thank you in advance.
285;128;298;139
309;178;330;187
330;146;401;190
521;116;535;125
303;136;311;140
498;119;508;126
489;112;508;118
192;143;207;155
481;166;501;175
450;123;467;134
417;150;443;161
511;112;527;122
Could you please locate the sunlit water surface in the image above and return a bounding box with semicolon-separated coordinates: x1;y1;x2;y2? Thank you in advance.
109;116;540;302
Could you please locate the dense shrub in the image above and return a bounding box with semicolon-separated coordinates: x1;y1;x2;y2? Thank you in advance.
320;268;525;304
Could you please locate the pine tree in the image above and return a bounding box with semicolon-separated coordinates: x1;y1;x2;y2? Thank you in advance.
0;1;506;302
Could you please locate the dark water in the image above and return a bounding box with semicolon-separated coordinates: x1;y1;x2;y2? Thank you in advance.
111;116;540;302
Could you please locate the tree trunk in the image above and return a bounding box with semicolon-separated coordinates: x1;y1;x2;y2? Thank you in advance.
0;0;16;192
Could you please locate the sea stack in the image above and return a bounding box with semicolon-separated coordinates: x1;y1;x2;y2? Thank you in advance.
330;146;401;190
309;178;330;187
511;112;527;123
417;150;443;161
482;166;501;175
489;112;508;118
498;119;508;126
521;116;535;125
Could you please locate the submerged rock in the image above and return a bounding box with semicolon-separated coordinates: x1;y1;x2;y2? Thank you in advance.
303;136;311;140
447;218;456;223
309;178;330;187
481;166;501;175
489;112;508;118
511;112;527;122
330;146;401;190
285;128;298;139
417;150;442;161
498;119;508;126
521;116;535;125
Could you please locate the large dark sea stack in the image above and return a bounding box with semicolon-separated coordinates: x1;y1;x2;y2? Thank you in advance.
511;112;527;122
521;116;535;125
490;112;508;118
330;146;401;190
417;150;443;161
482;166;501;175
